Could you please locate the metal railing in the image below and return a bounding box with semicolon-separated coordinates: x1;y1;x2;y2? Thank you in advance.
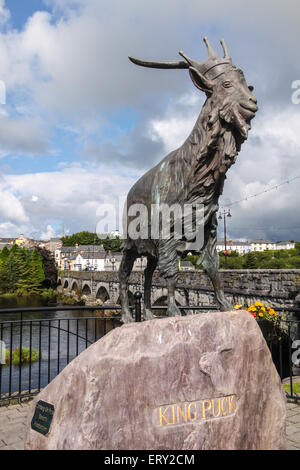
0;305;123;403
0;295;299;403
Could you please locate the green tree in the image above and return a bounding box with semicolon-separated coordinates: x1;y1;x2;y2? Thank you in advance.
36;247;57;288
0;246;10;263
61;231;101;246
5;249;21;292
244;252;258;269
14;247;32;292
28;249;45;293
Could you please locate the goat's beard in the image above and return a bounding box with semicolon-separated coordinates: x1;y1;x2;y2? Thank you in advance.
219;101;252;141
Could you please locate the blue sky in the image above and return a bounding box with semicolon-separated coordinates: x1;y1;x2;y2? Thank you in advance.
0;0;299;241
6;0;51;30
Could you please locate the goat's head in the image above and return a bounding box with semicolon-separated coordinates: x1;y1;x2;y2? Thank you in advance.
129;37;258;141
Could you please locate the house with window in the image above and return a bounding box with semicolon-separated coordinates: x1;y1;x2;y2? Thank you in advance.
216;239;251;255
275;241;295;250
251;239;277;252
46;238;63;253
73;251;106;271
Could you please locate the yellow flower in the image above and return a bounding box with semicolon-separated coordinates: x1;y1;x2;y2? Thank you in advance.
258;312;264;317
255;301;263;307
261;307;266;312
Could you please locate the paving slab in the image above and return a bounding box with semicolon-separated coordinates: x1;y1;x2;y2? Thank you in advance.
0;399;299;450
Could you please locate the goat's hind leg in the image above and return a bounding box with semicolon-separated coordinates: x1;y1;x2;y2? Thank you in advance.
119;249;136;323
144;255;157;320
201;240;231;311
158;241;181;318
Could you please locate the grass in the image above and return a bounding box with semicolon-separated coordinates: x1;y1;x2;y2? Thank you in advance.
1;347;41;366
283;382;300;394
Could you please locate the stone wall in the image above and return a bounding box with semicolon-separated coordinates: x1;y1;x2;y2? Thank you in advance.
58;269;300;309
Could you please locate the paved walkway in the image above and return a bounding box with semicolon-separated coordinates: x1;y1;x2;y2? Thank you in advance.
0;402;29;450
0;400;300;450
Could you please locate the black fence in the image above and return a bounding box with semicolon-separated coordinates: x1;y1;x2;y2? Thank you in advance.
0;297;299;403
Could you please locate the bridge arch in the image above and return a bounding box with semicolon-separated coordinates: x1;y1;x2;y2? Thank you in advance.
63;280;69;289
96;286;110;303
57;278;62;286
71;281;79;293
82;284;91;295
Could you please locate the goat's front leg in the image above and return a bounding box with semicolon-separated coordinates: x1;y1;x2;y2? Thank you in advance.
200;242;232;311
158;241;181;317
119;249;136;323
165;276;181;317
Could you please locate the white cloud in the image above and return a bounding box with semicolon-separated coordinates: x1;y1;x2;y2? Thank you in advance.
0;163;138;238
218;106;300;240
0;221;28;237
0;188;28;224
40;224;56;240
0;0;298;241
0;112;50;157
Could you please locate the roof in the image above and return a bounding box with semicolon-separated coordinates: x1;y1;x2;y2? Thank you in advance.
76;252;106;260
251;239;275;244
217;240;250;246
77;245;105;251
276;241;294;246
61;246;77;253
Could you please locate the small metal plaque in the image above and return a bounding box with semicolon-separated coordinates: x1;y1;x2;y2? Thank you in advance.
31;400;55;436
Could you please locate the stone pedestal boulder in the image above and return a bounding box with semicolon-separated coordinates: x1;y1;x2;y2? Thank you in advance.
25;310;286;450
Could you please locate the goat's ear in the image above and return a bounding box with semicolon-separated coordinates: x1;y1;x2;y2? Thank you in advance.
189;67;214;95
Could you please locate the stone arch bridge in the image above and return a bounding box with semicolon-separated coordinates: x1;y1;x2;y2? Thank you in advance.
57;270;300;310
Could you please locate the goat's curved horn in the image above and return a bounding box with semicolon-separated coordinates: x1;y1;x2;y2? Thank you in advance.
220;39;230;59
203;37;219;59
128;56;189;69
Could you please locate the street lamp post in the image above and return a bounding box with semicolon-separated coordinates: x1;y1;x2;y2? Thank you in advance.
218;209;232;269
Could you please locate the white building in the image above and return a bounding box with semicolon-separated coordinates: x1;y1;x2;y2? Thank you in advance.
275;241;295;250
73;252;106;271
216;239;252;255
251;239;277;252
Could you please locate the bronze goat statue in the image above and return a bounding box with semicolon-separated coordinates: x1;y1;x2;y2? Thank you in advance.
119;37;258;323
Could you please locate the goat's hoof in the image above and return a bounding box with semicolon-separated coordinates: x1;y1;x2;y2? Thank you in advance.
144;308;154;321
166;304;181;317
121;313;134;324
219;303;232;312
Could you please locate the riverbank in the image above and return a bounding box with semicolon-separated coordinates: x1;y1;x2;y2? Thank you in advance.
0;289;56;300
0;290;88;309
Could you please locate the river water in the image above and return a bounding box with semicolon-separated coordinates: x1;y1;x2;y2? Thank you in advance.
0;296;121;396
